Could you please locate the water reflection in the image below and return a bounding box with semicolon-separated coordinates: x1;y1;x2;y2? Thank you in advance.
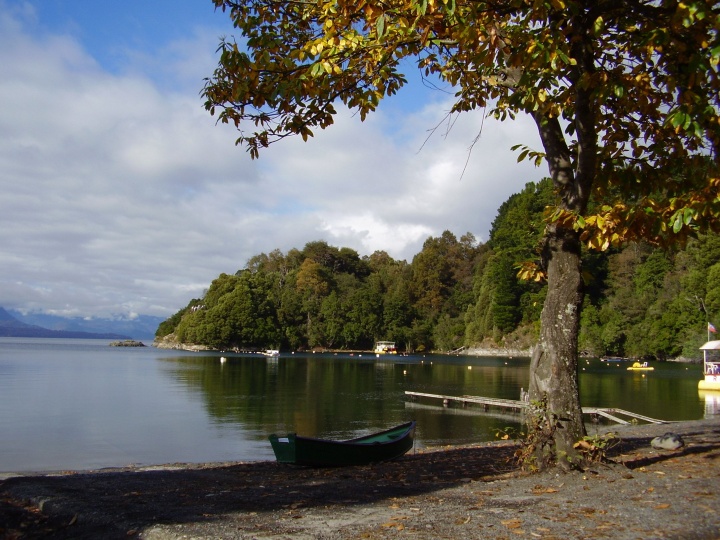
159;354;707;452
157;353;532;449
579;358;704;420
0;338;711;472
699;391;720;417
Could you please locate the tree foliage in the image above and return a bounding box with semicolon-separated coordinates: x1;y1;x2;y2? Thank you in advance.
202;0;720;468
159;234;483;351
205;0;719;245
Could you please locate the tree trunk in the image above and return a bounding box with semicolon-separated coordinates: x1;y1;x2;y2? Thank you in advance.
528;224;587;470
528;79;595;468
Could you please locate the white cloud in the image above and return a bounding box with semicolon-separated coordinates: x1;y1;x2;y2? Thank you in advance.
0;4;546;319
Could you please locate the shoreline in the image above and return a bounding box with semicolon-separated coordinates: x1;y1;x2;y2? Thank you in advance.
2;418;719;539
152;339;533;357
152;340;703;362
0;417;708;479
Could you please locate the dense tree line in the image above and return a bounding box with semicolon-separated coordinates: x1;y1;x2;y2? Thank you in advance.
157;179;718;359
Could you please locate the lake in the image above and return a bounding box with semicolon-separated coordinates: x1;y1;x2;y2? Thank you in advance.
0;338;713;473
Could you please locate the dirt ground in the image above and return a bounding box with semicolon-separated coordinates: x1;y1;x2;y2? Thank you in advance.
2;418;720;540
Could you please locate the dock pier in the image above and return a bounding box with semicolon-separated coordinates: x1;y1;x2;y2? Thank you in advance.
404;391;669;425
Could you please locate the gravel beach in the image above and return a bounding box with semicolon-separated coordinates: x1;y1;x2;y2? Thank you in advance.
2;418;719;539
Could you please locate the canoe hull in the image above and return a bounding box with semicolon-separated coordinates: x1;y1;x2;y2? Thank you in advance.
269;421;416;467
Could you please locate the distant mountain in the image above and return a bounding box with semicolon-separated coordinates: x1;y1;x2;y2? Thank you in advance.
6;309;164;340
0;307;132;340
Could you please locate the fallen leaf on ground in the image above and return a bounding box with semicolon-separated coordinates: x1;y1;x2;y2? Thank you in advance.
532;487;559;494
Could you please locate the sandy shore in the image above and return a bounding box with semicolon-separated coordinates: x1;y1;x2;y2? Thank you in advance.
2;418;719;539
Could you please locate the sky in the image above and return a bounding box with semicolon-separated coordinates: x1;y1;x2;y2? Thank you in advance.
0;0;545;320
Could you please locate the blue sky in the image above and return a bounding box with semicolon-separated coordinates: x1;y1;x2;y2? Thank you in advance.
0;0;544;320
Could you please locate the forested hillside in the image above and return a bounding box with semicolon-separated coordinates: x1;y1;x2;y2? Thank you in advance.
157;178;719;359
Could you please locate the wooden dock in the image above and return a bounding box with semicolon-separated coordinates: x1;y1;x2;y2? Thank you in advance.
404;391;669;425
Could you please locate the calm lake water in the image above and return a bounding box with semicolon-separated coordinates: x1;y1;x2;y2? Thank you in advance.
0;338;713;473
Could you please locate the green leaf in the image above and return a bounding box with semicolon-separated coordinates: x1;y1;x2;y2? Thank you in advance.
593;16;604;34
711;43;720;60
672;213;683;233
310;62;323;77
376;14;385;38
670;110;687;129
683;207;695;225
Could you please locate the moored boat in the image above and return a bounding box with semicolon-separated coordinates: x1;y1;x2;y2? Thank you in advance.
627;361;654;371
373;341;397;355
269;421;416;466
699;340;720;391
262;349;280;357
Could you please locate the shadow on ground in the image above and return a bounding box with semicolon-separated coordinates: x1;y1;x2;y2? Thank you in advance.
5;419;720;539
1;442;519;539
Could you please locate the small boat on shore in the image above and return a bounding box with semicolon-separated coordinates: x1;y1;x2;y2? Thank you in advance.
269;421;416;467
627;361;654;371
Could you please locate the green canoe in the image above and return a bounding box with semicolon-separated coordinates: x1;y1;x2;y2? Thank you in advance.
269;421;416;467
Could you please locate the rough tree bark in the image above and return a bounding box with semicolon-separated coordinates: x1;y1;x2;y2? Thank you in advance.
526;114;590;469
528;224;587;470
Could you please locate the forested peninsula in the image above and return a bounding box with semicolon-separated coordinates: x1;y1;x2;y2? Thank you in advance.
155;179;719;361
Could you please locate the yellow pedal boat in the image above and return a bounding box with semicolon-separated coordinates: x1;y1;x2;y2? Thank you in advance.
627;361;654;371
